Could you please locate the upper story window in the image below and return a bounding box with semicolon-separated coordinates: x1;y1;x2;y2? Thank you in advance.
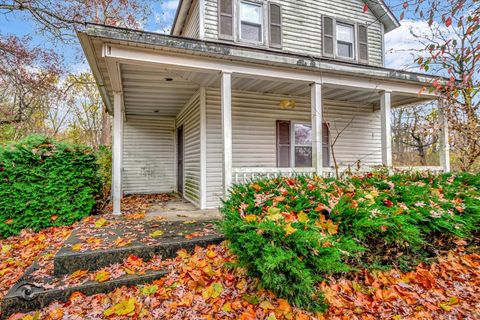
240;1;263;43
218;0;282;48
336;23;355;59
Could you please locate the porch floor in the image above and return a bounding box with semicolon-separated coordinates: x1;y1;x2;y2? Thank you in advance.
145;195;221;222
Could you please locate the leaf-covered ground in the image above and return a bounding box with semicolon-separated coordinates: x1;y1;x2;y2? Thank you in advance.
1;191;479;319
1;233;479;319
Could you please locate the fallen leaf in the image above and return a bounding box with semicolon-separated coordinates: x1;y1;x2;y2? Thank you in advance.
104;297;136;316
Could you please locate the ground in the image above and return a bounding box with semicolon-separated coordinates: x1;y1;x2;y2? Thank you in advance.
0;194;479;319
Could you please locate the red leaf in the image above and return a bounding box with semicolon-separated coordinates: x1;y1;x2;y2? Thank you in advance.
445;17;452;27
363;3;369;13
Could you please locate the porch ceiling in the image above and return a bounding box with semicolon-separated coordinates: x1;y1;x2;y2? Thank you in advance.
120;63;432;116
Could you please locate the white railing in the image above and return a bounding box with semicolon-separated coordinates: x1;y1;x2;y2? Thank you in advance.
232;166;444;184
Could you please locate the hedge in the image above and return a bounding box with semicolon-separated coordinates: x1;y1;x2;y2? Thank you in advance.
0;135;101;237
220;172;480;312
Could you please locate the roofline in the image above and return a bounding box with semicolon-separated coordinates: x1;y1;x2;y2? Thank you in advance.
171;0;184;35
378;0;401;32
83;23;445;86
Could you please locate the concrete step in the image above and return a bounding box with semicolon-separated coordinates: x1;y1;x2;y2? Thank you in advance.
1;266;167;319
55;233;224;275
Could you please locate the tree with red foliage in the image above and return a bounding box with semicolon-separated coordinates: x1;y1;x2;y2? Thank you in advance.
400;0;480;171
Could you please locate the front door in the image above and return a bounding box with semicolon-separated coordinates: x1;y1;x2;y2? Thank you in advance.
177;126;184;194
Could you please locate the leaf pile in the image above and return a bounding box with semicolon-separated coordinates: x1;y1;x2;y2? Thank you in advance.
220;172;480;311
7;244;480;319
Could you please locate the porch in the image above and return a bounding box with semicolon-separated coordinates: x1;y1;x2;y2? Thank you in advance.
77;25;450;213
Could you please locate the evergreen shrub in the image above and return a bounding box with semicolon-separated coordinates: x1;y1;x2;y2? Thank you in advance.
220;172;479;311
0;135;101;237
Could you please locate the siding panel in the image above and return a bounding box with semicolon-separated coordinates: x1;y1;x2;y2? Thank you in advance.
203;0;384;66
205;88;382;207
176;91;202;206
122;116;175;194
182;0;201;38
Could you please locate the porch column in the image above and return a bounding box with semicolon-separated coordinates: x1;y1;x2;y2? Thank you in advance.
221;72;233;195
380;90;393;167
438;99;451;172
112;92;124;215
311;82;323;176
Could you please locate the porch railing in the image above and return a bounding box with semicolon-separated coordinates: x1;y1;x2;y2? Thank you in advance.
232;166;444;185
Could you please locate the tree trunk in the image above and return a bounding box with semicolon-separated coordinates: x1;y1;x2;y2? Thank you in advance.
100;105;111;146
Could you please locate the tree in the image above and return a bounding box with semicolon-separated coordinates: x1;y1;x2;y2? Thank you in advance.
401;0;480;171
0;0;152;146
392;103;439;166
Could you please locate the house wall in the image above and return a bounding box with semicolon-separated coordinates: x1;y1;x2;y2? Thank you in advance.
203;0;384;66
122;116;176;194
205;88;382;208
181;0;201;38
176;91;202;206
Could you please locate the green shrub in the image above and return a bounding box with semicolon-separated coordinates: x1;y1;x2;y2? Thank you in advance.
220;172;479;312
0;135;101;237
96;146;112;210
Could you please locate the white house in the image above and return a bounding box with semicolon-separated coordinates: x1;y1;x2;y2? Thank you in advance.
77;0;450;214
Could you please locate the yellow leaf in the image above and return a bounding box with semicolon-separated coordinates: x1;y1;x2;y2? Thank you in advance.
284;223;297;236
71;243;82;251
149;230;164;237
267;207;281;215
206;250;216;259
245;215;258;222
104;297;136;316
297;211;309;223
1;244;12;253
222;302;233;312
140;284;158;295
94;270;110;283
265;213;283;222
94;217;108;228
177;249;189;259
183;220;197;224
0;268;10;276
202;282;223;299
259;300;275;310
70;269;88;280
114;237;131;247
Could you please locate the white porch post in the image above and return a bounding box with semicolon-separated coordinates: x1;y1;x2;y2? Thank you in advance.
380;90;393;167
112;92;124;215
311;82;323;176
221;72;233;195
438;99;451;172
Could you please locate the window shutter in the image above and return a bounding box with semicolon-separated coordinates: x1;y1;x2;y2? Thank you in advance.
269;3;282;48
218;0;234;40
277;120;291;168
322;123;330;167
323;16;335;57
358;24;369;63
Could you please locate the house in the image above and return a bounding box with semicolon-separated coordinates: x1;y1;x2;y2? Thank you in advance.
77;0;450;214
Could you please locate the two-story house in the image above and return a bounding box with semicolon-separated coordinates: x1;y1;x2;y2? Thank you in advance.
77;0;450;214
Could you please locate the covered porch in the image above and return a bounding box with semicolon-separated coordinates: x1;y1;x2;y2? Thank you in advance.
78;25;450;214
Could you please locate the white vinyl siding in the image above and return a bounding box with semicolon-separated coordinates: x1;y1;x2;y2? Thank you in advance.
181;0;201;38
205;88;382;208
176;91;202;206
203;0;384;66
122;116;176;194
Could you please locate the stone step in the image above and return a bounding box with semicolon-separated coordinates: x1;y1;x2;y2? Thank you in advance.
53;219;223;275
1;268;167;319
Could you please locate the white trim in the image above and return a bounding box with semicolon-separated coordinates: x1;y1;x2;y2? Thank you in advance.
104;44;436;96
380;90;392;166
199;0;205;39
200;87;208;209
311;82;323;175
438;100;451;173
335;21;356;61
221;72;233;195
112;92;124;215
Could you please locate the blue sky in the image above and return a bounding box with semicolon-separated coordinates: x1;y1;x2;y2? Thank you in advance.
0;0;428;72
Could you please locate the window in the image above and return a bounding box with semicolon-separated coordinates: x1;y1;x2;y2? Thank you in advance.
293;123;313;167
240;1;263;43
336;23;355;59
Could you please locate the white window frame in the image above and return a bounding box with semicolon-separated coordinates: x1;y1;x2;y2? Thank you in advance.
335;21;356;60
238;0;265;45
290;122;313;168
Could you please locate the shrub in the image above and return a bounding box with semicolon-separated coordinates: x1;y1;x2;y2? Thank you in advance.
220;172;479;311
0;135;101;237
96;146;112;210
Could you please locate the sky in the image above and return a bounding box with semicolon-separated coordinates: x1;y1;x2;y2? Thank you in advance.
0;0;432;73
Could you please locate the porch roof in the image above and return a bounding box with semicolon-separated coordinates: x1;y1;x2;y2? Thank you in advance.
77;23;439;116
